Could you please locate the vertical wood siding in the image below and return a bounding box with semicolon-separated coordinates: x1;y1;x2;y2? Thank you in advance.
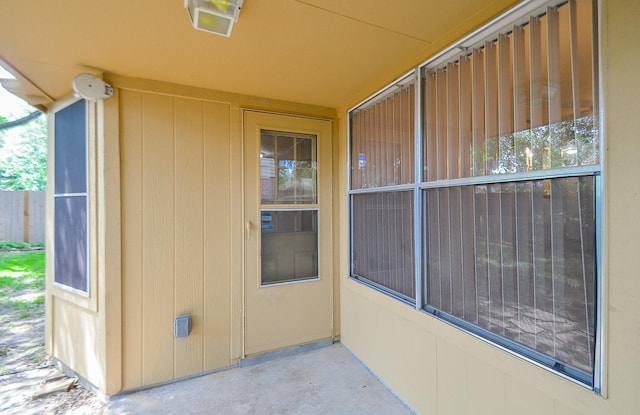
120;90;231;389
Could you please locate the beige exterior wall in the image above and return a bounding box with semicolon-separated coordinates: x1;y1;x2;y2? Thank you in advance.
115;79;336;391
338;0;640;414
46;0;640;409
118;89;234;389
50;298;105;390
46;94;122;395
46;96;110;394
600;0;640;410
47;75;337;394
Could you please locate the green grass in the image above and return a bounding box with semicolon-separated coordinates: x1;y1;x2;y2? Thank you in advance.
0;250;46;318
0;241;45;250
0;241;44;250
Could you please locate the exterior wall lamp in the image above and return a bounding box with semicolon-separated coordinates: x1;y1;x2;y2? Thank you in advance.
184;0;244;37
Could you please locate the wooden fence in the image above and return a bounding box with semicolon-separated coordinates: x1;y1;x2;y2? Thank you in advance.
0;191;46;244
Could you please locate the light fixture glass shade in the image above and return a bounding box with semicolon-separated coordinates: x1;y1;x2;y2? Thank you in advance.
184;0;243;37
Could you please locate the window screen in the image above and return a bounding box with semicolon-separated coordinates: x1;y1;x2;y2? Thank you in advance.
54;99;88;292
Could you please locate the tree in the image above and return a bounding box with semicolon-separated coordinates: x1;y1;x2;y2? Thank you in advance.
0;107;47;191
0;115;6;148
0;111;42;131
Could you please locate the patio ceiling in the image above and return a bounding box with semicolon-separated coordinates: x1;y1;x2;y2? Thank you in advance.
0;0;519;109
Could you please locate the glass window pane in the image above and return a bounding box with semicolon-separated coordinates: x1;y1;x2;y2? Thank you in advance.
421;0;598;181
424;176;596;376
261;210;318;285
351;191;415;300
261;131;317;204
350;79;415;190
260;133;276;203
276;135;295;203
296;137;313;164
277;135;295;163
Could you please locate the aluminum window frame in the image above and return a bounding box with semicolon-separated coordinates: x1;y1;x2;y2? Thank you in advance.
347;0;603;392
348;71;418;302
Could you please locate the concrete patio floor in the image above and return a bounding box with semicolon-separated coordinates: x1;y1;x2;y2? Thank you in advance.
104;342;415;415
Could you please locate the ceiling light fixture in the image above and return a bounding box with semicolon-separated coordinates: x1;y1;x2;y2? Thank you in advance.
184;0;244;37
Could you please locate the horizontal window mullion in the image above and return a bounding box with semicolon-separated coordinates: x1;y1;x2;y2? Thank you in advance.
260;205;319;211
349;183;415;195
419;165;600;189
54;192;88;198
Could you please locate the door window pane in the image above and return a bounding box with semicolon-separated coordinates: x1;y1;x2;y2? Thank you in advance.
261;210;318;285
261;131;317;204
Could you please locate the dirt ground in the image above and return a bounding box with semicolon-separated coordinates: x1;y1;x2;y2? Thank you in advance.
0;271;105;414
